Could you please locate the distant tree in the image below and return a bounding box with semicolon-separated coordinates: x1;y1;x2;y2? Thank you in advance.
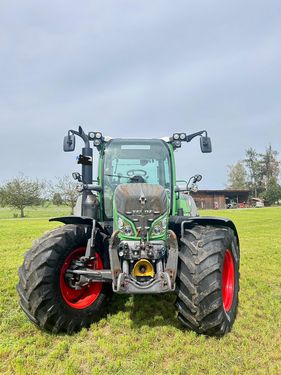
263;180;281;205
52;192;63;206
260;145;280;188
227;145;280;201
54;175;79;214
41;179;54;204
244;148;263;197
0;190;4;207
227;162;248;189
0;176;42;217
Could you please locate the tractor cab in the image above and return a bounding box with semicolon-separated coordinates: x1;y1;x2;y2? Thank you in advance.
67;129;211;230
102;139;172;219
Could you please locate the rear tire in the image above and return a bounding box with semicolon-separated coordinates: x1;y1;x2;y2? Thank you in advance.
175;225;239;336
17;224;110;333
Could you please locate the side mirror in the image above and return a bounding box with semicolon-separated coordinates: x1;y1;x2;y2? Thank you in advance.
193;174;202;183
200;136;212;153
63;134;75;152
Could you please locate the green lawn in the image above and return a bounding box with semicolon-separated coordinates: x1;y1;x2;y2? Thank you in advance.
0;204;70;219
0;207;280;374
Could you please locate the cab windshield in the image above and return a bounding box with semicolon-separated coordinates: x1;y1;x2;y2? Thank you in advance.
103;139;171;218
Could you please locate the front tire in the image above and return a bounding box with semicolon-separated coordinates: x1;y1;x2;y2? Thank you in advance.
17;224;110;333
175;225;240;336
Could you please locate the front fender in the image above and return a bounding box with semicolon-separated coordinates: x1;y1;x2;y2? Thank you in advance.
49;216;108;235
169;215;239;246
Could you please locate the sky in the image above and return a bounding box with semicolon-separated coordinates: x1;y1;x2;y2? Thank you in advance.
0;0;281;189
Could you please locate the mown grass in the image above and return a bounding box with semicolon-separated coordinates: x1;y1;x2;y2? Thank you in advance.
0;204;70;219
0;207;280;374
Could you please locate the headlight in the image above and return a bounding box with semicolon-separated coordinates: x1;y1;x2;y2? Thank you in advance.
124;225;133;236
117;216;135;237
153;225;162;235
151;216;167;237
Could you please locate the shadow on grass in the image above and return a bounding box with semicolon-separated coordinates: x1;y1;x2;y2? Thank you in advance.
108;292;183;330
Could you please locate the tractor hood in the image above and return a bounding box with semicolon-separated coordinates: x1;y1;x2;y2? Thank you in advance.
114;183;168;237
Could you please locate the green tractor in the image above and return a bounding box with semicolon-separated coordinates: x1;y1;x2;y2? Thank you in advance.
17;127;240;336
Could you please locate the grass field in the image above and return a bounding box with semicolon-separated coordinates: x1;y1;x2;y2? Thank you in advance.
0;207;280;374
0;205;70;219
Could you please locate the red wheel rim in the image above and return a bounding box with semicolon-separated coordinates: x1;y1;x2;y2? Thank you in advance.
222;249;235;312
60;247;103;309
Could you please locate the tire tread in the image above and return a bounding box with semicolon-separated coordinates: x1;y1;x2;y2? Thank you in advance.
175;225;239;336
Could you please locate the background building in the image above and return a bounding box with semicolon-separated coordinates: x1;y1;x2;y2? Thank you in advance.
192;189;250;209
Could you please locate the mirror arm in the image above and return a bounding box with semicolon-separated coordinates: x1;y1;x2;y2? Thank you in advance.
186;176;193;187
186;130;207;143
69;126;90;148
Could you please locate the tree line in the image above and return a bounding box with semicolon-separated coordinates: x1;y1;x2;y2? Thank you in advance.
227;145;281;204
0;175;78;217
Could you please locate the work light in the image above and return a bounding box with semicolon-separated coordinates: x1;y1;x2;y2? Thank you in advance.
180;133;186;140
88;131;103;141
